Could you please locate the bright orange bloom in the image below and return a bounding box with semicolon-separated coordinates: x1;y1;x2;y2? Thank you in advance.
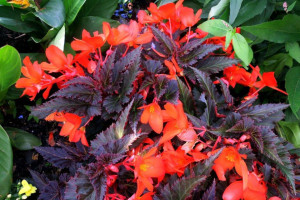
45;112;89;146
212;147;248;188
140;102;163;134
134;147;165;198
40;45;74;73
8;0;30;8
15;56;55;100
160;101;197;144
222;172;267;200
179;7;202;29
161;145;193;176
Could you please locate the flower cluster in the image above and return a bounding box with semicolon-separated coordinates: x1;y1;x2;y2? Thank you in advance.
16;0;295;199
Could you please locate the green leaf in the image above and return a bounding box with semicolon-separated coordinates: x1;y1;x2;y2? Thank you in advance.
285;42;300;63
33;0;65;28
4;127;42;150
287;1;297;12
77;0;118;19
208;0;229;19
277;121;300;147
229;0;243;24
286;67;300;117
0;7;39;33
232;33;253;65
158;0;176;6
64;0;86;25
0;45;21;91
49;24;65;51
241;14;300;43
0;0;11;6
198;19;232;37
225;30;234;49
72;16;118;38
0;125;13;199
31;28;59;43
263;53;293;75
232;0;267;26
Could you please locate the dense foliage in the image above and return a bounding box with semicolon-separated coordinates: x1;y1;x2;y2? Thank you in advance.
1;0;299;200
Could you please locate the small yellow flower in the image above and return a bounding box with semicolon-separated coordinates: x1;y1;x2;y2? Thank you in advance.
7;0;30;8
18;180;37;197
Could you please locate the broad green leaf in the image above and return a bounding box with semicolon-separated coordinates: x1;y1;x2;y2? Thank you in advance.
208;0;229;19
285;42;300;63
4;86;23;100
33;0;65;28
0;7;39;33
229;0;243;24
277;121;300;147
232;0;267;26
77;0;118;19
64;0;86;25
241;14;300;43
0;125;13;200
49;24;65;51
198;19;232;37
4;127;42;150
31;28;59;43
225;30;234;49
20;53;47;63
232;33;253;65
285;67;300;117
0;45;21;91
263;53;293;75
72;16;119;38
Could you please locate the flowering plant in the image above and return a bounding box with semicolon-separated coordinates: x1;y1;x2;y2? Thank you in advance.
16;0;298;199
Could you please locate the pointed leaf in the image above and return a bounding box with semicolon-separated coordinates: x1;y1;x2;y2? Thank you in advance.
196;56;239;73
177;77;193;114
151;26;175;54
201;179;216;200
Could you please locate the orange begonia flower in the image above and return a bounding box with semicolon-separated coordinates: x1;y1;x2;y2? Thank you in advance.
212;147;248;189
140;102;163;134
45;112;89;146
161;146;193;176
134;147;165;198
222;172;267;200
15;56;55;100
160;101;197;144
179;7;202;29
40;45;74;73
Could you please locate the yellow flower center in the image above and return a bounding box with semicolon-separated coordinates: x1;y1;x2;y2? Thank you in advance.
225;152;236;162
149;105;155;113
140;164;149;171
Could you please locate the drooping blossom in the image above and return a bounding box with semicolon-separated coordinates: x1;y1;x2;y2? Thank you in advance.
15;56;55;100
212;147;248;189
45;112;89;146
140;102;163;133
222;172;267;200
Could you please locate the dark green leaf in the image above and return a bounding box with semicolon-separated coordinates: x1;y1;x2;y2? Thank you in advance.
285;67;300;117
155;76;168;99
33;0;65;28
232;0;267;26
0;125;12;199
77;0;118;19
72;16;119;38
232;33;253;65
5;127;41;150
0;7;39;33
241;14;300;43
0;45;21;91
229;0;243;24
263;53;293;76
64;0;86;25
285;42;300;63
